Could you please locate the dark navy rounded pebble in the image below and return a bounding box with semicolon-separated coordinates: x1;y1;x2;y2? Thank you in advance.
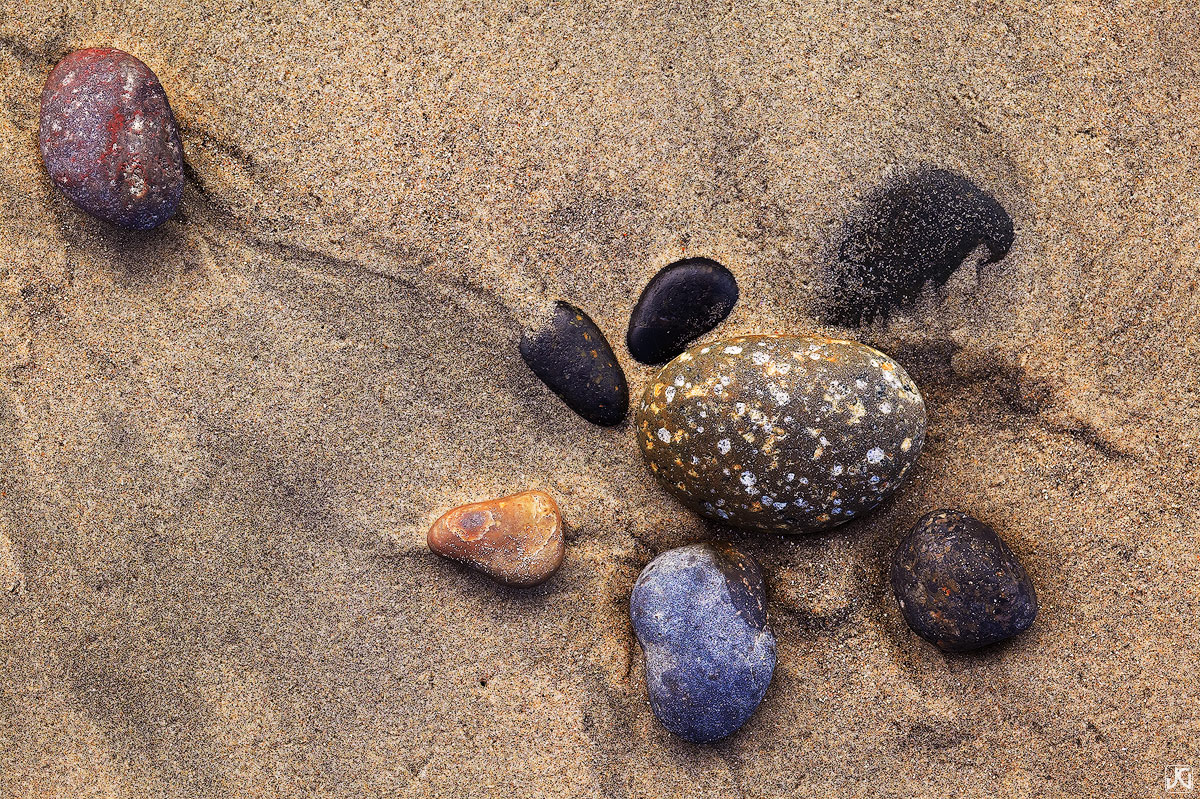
630;542;776;743
39;48;184;230
519;301;629;426
891;509;1038;652
627;258;739;364
825;168;1013;324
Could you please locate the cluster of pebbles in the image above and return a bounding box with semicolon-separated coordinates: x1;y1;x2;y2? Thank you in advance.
38;47;1037;746
438;240;1035;742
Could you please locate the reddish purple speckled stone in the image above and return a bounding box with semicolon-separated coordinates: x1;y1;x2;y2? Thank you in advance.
39;48;184;230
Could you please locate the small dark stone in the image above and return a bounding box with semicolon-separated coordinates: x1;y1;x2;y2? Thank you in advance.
519;301;629;426
630;542;776;743
627;258;739;364
891;509;1038;652
39;48;184;230
825;168;1014;324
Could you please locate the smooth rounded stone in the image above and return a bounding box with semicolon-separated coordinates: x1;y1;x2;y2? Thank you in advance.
519;301;629;426
636;334;925;534
891;509;1038;652
427;490;564;587
626;257;739;364
824;168;1014;324
39;48;184;230
630;542;776;743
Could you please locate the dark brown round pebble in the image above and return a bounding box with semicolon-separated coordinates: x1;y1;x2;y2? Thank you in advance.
825;168;1013;324
519;301;629;426
39;48;184;230
891;509;1038;652
626;257;739;364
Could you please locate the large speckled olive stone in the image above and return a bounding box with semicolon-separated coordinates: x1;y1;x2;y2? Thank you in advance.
636;334;925;533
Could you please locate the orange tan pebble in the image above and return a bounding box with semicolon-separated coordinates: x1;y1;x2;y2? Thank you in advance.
427;490;565;587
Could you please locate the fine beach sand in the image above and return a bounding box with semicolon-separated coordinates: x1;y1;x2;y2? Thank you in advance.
1;1;1198;796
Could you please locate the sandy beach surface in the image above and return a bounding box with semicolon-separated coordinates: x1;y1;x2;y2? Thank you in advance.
1;0;1198;796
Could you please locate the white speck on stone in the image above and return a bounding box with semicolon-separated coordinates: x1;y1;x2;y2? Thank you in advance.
657;427;672;443
786;473;794;481
126;169;146;198
724;346;743;354
879;401;893;414
901;437;913;452
664;386;676;403
770;387;789;405
831;465;843;477
740;471;756;486
717;439;731;455
867;447;885;464
752;351;770;365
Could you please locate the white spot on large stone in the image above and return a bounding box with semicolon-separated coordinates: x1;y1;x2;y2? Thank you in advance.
717;439;732;455
866;447;886;464
657;427;672;443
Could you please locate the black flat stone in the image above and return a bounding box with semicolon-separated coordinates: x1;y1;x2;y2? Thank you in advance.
627;258;738;364
824;168;1014;324
520;301;629;426
891;509;1038;652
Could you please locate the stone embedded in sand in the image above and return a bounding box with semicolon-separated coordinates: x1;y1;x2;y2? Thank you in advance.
427;490;565;587
891;509;1038;652
39;49;184;231
39;48;184;230
631;542;776;743
519;301;629;426
636;334;925;534
824;168;1014;324
626;257;739;365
